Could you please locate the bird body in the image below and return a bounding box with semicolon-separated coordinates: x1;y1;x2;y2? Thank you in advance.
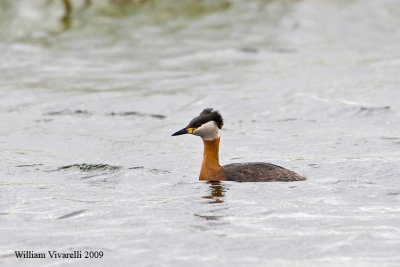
223;162;305;182
173;108;305;182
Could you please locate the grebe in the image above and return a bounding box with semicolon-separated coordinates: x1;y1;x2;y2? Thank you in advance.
172;108;305;182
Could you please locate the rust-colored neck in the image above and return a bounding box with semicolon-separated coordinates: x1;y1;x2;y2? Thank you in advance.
199;138;224;181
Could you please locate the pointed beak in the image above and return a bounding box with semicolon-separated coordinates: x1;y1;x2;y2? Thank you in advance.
172;128;188;136
172;127;196;136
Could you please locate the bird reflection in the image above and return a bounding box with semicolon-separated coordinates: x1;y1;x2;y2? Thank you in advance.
202;181;227;204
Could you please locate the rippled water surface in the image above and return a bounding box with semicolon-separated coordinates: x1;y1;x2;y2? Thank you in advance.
1;0;400;266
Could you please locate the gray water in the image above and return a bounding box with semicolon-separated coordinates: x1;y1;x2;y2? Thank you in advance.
1;0;400;266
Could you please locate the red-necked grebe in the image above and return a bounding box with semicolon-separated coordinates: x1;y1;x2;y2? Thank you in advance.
172;108;305;182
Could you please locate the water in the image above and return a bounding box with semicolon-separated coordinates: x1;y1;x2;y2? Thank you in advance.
1;0;400;266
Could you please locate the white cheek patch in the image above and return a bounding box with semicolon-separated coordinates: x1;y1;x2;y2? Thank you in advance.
193;121;221;141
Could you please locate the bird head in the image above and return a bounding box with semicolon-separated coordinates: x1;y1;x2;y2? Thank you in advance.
172;108;224;141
